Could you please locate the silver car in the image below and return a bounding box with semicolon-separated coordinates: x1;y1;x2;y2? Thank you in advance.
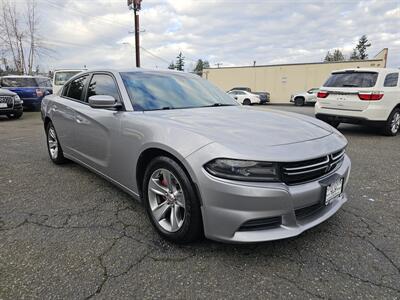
41;69;351;243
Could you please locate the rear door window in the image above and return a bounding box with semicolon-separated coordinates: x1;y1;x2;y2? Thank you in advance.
324;72;378;88
0;77;38;87
383;73;399;87
66;75;88;101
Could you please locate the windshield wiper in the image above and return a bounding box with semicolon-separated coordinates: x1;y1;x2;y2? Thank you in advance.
203;103;236;107
342;84;359;87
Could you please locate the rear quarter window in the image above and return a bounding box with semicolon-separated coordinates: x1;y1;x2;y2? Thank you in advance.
324;72;378;88
383;73;399;87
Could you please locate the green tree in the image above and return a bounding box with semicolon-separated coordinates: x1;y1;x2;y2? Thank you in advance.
355;35;371;60
332;49;345;61
324;49;344;62
175;52;185;71
324;51;333;62
168;61;175;70
193;59;210;76
349;48;359;60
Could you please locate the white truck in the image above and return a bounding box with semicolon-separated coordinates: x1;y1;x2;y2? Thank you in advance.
52;69;84;94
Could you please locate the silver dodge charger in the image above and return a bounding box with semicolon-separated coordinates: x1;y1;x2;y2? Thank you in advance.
41;69;351;243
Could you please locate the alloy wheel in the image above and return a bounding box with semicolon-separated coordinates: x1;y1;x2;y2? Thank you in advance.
148;169;186;232
48;127;59;159
391;112;400;134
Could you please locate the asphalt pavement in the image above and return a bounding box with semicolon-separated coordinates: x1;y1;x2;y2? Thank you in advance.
0;107;399;299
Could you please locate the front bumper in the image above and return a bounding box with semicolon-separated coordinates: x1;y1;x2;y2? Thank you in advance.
0;104;23;116
193;154;351;243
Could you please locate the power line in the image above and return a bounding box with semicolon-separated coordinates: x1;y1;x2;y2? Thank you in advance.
140;47;170;64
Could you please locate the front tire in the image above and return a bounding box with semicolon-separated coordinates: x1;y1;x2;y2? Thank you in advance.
243;99;251;105
46;121;67;164
294;97;305;106
382;108;400;136
143;156;203;243
327;120;340;128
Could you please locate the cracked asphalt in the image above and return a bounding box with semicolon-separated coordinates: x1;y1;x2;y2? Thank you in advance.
1;106;399;299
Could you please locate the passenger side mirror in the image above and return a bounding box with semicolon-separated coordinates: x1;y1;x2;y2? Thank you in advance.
88;95;118;109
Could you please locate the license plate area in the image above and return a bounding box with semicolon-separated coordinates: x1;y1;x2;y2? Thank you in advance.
324;177;343;206
0;103;8;108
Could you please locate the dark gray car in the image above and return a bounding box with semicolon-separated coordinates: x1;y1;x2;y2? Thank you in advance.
41;69;351;243
0;88;23;119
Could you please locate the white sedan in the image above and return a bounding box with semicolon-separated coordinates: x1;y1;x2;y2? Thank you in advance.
227;90;261;105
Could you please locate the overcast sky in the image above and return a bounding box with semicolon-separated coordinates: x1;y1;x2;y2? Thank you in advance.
30;0;400;71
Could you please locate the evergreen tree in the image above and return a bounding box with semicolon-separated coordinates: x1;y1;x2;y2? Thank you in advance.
168;61;175;70
355;35;371;60
193;59;210;76
175;52;185;71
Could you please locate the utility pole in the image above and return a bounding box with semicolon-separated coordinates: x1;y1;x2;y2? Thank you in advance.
127;0;142;67
215;63;223;68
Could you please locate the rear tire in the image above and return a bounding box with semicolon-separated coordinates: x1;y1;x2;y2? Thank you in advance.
46;121;67;164
7;112;23;119
327;120;340;128
243;99;251;105
382;108;400;136
294;97;305;106
143;156;203;243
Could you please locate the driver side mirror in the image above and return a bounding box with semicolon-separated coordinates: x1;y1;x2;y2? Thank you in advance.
88;95;119;109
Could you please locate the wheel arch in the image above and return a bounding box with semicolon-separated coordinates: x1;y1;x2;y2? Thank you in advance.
135;147;202;204
44;116;52;130
294;96;305;101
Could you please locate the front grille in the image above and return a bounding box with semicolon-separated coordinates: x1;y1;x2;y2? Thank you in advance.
295;202;325;220
0;96;14;109
281;149;345;185
238;216;282;231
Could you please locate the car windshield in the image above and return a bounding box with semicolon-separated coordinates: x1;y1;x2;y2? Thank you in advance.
54;71;81;85
0;77;51;88
121;71;238;111
324;72;378;88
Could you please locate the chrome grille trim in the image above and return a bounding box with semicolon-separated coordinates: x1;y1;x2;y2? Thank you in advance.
281;149;345;185
284;156;330;172
0;96;14;109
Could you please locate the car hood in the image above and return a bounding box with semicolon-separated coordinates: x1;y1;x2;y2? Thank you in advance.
0;88;17;96
144;106;333;147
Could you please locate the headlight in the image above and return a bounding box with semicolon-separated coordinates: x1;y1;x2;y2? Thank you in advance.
14;95;23;103
204;159;279;182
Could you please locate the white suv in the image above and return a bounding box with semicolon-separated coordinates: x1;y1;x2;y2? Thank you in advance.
315;68;400;136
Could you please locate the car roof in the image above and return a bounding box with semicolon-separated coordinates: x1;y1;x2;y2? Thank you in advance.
1;75;49;78
74;68;199;79
54;69;86;72
332;68;399;74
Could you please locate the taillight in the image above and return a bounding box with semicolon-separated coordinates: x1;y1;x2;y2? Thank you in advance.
358;92;384;101
36;89;44;97
317;91;329;98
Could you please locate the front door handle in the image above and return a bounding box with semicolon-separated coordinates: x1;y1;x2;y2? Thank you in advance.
76;116;84;124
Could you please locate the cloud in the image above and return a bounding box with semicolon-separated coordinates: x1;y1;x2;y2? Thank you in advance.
34;0;399;71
